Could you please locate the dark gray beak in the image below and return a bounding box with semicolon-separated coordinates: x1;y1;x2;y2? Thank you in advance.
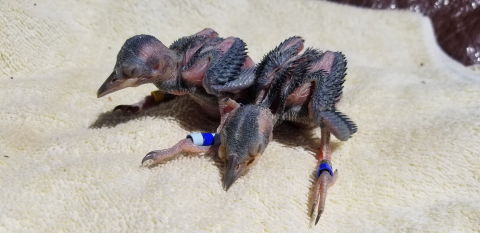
97;71;139;98
223;156;245;191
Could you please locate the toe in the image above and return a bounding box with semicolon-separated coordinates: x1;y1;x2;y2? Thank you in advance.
141;151;158;165
311;169;338;225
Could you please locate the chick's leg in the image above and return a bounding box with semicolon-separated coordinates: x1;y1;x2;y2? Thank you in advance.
311;127;338;225
142;133;220;166
114;91;175;113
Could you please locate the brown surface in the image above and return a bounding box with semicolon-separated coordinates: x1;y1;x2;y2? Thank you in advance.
329;0;480;66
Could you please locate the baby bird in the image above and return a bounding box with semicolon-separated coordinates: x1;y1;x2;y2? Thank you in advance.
139;36;357;225
260;37;358;225
97;28;256;118
221;37;357;225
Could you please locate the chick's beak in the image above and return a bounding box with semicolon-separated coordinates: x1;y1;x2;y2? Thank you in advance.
223;156;246;191
97;71;139;98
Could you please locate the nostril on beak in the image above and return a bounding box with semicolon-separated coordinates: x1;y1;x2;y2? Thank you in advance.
111;78;117;83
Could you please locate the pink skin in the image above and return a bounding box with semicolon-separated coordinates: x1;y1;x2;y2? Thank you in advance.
309;51;335;73
137;37;348;225
137;40;178;82
194;28;218;38
183;37;249;88
217;97;241;132
310;127;338;225
183;43;208;67
282;51;338;225
283;37;304;54
217;37;236;54
281;66;338;224
308;51;336;119
114;31;253;114
242;56;255;69
142;138;219;165
250;41;342;225
201;38;238;94
141;98;242;167
285;81;312;107
277;50;339;225
182;28;218;66
182;56;212;86
255;39;305;104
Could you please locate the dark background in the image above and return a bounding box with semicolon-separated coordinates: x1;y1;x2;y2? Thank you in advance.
329;0;480;66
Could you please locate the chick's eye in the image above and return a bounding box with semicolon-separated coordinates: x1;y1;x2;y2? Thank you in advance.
131;68;138;76
247;158;255;166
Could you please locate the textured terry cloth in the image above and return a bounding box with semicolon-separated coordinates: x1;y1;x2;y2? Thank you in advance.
328;0;480;66
1;0;479;232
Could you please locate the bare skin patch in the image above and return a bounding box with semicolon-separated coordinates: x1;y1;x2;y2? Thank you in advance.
195;28;218;38
286;81;312;107
181;56;211;86
309;51;335;73
257;110;273;135
242;56;255;69
217;37;236;54
137;41;163;62
183;43;208;66
282;37;304;53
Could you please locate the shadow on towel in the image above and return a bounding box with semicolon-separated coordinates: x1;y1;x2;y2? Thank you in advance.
89;96;218;132
90;95;343;220
90;95;341;156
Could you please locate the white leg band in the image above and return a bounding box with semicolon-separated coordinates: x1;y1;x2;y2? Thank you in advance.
186;133;221;146
186;132;204;146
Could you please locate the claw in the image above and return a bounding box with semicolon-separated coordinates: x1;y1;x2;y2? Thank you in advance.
311;169;338;225
141;138;218;166
141;140;186;166
141;151;157;165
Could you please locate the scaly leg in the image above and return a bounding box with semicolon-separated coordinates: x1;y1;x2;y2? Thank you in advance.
310;127;338;225
142;133;220;166
114;91;175;113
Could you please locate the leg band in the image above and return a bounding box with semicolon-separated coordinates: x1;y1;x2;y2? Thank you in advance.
151;91;165;102
317;163;333;177
186;133;221;146
202;133;214;146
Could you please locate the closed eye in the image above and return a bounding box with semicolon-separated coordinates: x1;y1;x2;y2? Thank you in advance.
247;158;255;166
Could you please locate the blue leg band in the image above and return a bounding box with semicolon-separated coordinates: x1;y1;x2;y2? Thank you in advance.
186;133;219;146
317;163;333;177
202;133;214;146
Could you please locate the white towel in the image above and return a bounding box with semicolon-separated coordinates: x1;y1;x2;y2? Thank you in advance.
1;0;479;231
